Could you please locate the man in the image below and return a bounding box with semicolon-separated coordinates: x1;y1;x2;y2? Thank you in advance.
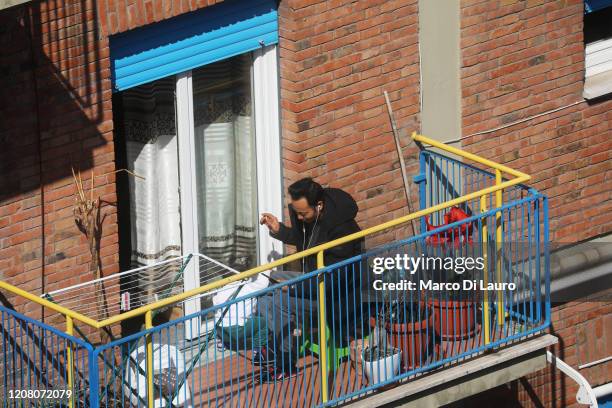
256;177;363;381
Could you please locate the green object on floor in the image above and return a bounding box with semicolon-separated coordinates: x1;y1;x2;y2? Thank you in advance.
301;324;351;371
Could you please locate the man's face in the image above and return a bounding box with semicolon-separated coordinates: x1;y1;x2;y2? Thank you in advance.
291;197;317;223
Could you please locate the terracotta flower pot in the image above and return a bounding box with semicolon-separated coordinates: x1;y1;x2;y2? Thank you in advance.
386;315;432;370
368;311;432;371
430;299;477;339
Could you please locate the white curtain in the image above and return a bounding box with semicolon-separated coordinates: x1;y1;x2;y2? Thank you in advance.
122;78;182;303
126;137;181;265
192;57;258;272
120;56;259;314
194;117;257;271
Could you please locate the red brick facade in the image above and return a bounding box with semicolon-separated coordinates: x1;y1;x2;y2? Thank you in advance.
277;0;422;246
460;0;611;244
0;1;117;320
459;1;612;406
0;0;610;405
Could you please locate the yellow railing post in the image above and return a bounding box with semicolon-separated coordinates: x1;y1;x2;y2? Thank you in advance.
145;310;154;408
495;169;504;326
317;250;329;404
480;196;490;345
66;316;74;408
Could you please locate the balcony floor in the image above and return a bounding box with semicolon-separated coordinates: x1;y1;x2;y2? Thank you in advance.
177;322;536;407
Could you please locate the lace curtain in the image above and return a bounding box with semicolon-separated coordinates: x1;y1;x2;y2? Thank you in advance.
192;56;258;272
122;78;181;266
121;78;182;304
120;55;258;310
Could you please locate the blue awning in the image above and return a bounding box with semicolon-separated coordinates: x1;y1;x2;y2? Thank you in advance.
585;0;612;13
110;0;278;91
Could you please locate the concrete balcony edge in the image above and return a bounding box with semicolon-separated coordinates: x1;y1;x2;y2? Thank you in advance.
342;334;558;408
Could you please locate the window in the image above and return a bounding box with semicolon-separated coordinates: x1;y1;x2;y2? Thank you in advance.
113;45;282;326
181;54;259;271
110;0;281;332
583;4;612;99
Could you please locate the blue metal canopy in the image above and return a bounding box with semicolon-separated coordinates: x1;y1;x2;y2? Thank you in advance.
110;0;278;91
585;0;612;13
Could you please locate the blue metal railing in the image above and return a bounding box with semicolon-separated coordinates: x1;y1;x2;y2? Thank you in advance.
0;305;94;407
0;149;550;407
89;151;549;407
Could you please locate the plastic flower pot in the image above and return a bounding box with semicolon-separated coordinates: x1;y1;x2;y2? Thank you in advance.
361;346;402;385
430;299;477;339
349;338;369;374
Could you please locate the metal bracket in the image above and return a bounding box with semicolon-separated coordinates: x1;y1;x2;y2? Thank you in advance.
413;174;426;184
547;351;599;407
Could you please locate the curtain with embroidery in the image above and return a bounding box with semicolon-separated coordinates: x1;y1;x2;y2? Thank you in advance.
121;77;182;303
192;56;258;272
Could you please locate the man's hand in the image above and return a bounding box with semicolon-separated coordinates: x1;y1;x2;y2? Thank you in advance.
260;213;280;234
269;277;289;292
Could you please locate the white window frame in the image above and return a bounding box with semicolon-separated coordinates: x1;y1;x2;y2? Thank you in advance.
253;45;284;266
175;70;201;325
175;45;283;329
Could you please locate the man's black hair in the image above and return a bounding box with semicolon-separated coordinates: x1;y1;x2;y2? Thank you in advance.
288;178;324;207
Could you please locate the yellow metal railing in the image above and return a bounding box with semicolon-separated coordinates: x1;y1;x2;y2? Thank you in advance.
0;133;530;406
65;316;74;407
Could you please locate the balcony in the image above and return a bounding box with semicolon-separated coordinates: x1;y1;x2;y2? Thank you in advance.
0;133;552;407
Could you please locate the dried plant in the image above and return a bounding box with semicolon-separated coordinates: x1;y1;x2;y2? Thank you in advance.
72;168;108;319
72;169;102;279
71;168;144;402
71;167;143;323
71;167;119;398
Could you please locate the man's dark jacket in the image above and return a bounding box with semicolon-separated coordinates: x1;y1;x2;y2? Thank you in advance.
271;188;362;272
271;188;364;345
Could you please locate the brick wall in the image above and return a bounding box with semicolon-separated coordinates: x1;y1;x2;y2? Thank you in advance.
460;0;612;406
460;0;611;243
515;299;612;408
0;0;424;327
468;299;612;408
0;0;226;323
0;0;117;325
1;0;610;402
278;0;422;239
97;0;224;36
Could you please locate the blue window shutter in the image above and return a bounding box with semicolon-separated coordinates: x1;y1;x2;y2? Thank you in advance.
585;0;612;13
110;0;278;91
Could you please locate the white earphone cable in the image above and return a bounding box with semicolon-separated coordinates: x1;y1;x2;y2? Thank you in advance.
301;206;321;273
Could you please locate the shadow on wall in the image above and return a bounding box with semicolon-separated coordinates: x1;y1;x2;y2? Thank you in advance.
0;0;109;310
